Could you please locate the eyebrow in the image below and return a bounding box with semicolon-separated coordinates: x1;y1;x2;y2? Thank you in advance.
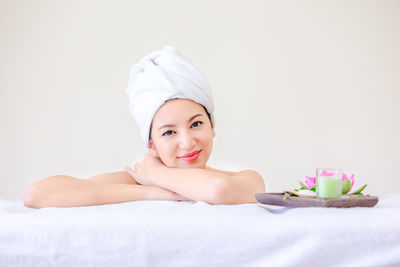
158;114;203;131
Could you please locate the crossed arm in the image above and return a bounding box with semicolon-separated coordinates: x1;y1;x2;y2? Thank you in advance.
23;155;265;208
125;154;265;205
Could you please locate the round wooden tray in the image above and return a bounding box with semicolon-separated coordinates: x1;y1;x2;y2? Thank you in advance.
255;193;379;208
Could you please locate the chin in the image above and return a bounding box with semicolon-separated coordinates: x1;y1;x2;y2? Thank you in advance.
164;154;209;169
174;159;207;169
189;158;208;169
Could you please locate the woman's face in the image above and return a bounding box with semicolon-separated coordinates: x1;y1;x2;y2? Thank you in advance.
148;99;215;169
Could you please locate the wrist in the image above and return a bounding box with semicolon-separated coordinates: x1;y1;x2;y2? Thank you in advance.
145;185;178;201
150;165;167;187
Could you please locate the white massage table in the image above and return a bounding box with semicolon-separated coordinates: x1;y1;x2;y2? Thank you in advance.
1;194;400;267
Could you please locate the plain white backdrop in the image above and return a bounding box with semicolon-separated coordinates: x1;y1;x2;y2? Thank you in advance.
1;0;399;200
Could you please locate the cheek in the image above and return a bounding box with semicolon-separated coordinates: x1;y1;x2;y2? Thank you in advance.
202;131;214;146
199;132;214;156
156;141;178;166
205;139;213;156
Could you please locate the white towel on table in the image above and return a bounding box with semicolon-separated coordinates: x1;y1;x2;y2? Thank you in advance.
1;194;400;267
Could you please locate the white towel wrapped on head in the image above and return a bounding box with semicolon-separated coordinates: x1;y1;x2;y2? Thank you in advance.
126;46;214;144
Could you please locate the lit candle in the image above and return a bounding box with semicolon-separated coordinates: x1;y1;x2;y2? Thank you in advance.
316;168;342;199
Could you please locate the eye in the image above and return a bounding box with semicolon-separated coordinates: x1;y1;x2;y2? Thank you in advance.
162;130;175;136
191;121;203;128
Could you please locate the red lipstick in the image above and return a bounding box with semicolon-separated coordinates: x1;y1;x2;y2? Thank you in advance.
179;150;201;162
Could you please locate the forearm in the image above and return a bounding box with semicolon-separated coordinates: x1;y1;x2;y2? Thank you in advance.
87;171;138;184
24;175;180;208
152;168;229;204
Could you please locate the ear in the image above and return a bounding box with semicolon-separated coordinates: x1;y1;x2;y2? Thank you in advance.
147;139;159;157
211;122;216;138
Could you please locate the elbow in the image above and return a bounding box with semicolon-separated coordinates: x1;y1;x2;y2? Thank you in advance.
23;176;59;209
23;183;43;209
207;179;231;205
23;175;71;208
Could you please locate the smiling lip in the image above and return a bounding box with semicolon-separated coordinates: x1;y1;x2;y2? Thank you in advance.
179;150;201;161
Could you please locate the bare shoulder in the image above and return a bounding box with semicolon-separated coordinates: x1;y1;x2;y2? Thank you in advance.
236;169;262;177
235;169;264;182
233;169;265;191
206;167;266;202
207;167;263;182
206;166;236;176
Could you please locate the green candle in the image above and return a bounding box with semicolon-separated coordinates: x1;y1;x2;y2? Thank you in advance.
317;176;342;199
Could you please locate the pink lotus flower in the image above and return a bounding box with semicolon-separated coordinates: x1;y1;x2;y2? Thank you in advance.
300;176;316;189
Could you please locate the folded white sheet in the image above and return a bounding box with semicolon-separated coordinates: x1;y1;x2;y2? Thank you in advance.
1;194;400;267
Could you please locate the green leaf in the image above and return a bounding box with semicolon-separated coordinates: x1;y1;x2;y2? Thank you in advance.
283;192;290;200
342;180;351;194
350;184;367;195
296;185;316;192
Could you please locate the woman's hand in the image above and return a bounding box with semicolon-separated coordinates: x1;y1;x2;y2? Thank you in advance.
125;155;191;201
125;153;164;186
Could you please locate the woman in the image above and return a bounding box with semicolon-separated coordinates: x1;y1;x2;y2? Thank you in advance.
23;46;265;208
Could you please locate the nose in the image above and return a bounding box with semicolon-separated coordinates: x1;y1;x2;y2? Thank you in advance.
179;130;195;150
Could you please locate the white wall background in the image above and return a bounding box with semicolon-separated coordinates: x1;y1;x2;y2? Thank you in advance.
1;0;399;200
